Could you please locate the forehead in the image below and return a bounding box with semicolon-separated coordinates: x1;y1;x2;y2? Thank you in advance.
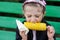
24;4;43;12
24;6;43;15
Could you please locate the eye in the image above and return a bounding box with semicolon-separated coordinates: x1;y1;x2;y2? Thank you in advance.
35;15;39;18
27;15;32;18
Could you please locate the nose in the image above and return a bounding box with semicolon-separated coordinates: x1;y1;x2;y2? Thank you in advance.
30;17;36;23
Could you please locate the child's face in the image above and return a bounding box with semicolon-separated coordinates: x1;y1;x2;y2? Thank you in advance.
24;4;44;23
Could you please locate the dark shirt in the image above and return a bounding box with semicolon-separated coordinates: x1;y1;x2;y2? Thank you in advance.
16;19;56;40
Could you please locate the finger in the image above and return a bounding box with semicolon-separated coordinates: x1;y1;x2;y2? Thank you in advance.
49;26;55;33
47;26;51;32
20;31;27;36
20;31;25;33
20;31;25;35
47;26;55;34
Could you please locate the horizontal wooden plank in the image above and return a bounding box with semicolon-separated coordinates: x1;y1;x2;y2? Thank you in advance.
0;16;25;29
46;5;60;18
56;38;60;40
0;2;23;14
0;30;16;40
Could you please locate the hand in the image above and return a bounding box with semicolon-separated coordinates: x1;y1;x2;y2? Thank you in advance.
47;26;55;40
19;31;27;40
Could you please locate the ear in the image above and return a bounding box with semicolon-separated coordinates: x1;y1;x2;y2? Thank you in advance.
42;11;46;18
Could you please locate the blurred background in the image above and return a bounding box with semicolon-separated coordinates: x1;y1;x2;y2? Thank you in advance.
0;0;60;40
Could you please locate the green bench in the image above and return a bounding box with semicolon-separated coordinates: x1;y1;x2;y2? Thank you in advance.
46;5;60;18
0;2;23;14
0;2;24;40
56;38;60;40
0;16;25;40
0;30;16;40
0;2;60;40
0;16;25;29
0;2;23;40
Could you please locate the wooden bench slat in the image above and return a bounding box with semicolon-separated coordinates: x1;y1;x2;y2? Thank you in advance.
46;5;60;18
0;2;23;14
56;38;60;40
0;30;16;40
0;16;25;29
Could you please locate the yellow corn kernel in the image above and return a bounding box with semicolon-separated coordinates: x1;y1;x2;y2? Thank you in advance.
24;22;46;31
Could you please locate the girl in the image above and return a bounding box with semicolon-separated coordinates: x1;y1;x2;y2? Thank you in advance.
16;0;55;40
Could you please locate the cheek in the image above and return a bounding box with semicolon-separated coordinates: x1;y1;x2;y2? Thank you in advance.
25;17;31;22
36;17;43;22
